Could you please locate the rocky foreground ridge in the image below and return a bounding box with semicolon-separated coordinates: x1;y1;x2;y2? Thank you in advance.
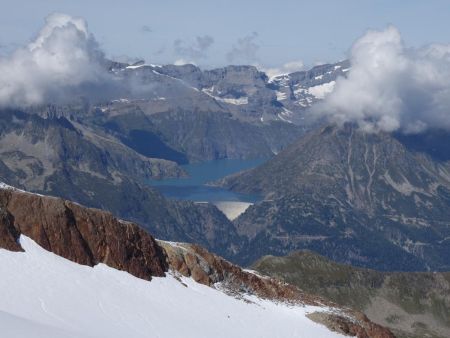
0;183;393;337
0;184;168;279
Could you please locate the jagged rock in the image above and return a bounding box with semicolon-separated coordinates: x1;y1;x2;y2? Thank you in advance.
160;241;311;302
0;207;22;252
0;188;168;280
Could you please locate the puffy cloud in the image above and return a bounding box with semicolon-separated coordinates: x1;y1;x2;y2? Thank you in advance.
173;35;214;60
141;25;152;33
111;55;143;65
263;60;304;78
226;32;259;64
173;58;196;66
317;26;450;133
0;13;112;107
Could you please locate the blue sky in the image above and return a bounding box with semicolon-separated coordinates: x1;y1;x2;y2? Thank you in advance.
1;0;449;69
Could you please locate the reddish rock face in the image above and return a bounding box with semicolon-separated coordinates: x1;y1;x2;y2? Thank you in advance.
0;189;168;280
0;207;22;252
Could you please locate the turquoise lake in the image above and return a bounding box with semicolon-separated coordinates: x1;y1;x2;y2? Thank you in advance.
148;158;266;203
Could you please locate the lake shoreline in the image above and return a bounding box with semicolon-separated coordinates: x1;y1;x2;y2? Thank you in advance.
147;158;267;205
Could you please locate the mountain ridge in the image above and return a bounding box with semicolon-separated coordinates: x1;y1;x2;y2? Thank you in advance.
218;124;450;270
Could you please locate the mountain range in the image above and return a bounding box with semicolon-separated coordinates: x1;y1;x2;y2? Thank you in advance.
0;60;348;259
2;7;450;338
2;59;450;274
1;57;450;337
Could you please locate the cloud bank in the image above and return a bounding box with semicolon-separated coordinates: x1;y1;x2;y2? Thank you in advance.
226;32;259;64
318;26;450;133
173;35;214;61
263;60;304;78
141;25;152;33
0;13;113;107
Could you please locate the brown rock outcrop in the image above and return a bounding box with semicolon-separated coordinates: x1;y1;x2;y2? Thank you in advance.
0;188;168;280
0;207;22;252
160;241;314;303
160;240;396;338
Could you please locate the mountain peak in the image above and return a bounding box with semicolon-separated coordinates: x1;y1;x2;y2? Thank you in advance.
218;124;450;271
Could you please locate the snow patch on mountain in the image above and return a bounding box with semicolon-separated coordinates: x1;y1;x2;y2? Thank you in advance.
216;96;248;105
125;64;147;70
202;87;248;105
276;90;288;101
308;81;336;99
277;107;294;123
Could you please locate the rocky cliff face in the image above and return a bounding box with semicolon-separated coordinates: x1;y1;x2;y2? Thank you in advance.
269;60;350;122
160;240;310;301
89;60;348;163
0;110;184;191
112;60;347;125
0;185;168;280
94;101;303;163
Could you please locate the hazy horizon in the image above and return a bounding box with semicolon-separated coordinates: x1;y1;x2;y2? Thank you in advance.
1;0;450;70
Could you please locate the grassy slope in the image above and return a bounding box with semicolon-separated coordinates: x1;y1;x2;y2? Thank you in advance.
253;251;450;338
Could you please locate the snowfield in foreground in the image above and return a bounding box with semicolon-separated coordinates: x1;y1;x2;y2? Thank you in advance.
0;236;343;338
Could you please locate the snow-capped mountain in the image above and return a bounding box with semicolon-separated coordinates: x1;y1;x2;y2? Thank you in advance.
105;59;349;125
0;183;393;338
270;60;350;111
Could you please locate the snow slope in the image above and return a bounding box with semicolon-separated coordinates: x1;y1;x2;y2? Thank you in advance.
0;236;343;338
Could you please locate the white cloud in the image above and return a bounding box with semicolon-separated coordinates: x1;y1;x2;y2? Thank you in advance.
173;35;214;60
263;60;304;78
317;26;450;133
173;58;196;66
226;32;259;64
0;13;110;107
